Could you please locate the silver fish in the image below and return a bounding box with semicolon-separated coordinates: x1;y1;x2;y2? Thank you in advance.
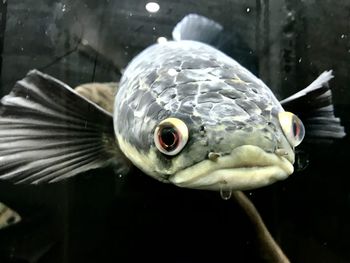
0;202;21;230
0;14;345;191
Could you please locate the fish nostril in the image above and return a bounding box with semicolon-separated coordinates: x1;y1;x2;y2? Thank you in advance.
208;152;221;161
275;148;289;156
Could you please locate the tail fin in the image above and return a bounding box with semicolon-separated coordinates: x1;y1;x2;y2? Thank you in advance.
280;70;346;142
0;70;128;184
172;14;223;45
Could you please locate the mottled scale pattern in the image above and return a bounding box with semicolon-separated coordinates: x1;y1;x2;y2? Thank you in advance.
114;40;284;152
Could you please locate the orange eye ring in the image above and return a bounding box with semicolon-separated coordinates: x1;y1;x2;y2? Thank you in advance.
154;118;189;156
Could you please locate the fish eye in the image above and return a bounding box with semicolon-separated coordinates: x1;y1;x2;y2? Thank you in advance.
278;111;305;147
154;118;189;156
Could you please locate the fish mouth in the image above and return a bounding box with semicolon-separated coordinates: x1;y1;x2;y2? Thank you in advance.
168;145;294;191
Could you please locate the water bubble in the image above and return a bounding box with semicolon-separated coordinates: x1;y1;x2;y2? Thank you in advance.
20;47;24;51
246;7;251;13
62;4;66;12
25;95;29;100
129;12;133;17
298;57;302;63
295;150;309;171
118;174;123;178
220;188;232;200
152;26;156;31
157;36;167;44
341;34;345;39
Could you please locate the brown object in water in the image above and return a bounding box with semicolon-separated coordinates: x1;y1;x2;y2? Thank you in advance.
75;82;118;113
232;191;290;263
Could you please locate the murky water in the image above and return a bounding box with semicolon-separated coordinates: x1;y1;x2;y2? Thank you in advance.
0;1;349;262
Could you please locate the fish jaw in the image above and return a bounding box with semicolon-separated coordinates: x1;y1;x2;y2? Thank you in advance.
168;145;294;191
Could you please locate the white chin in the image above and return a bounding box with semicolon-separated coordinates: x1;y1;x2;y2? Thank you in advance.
168;145;294;191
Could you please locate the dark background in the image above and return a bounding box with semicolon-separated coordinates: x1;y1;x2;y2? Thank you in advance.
0;0;349;262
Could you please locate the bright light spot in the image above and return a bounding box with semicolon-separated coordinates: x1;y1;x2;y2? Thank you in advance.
145;2;160;13
246;7;251;13
167;68;177;76
157;37;167;44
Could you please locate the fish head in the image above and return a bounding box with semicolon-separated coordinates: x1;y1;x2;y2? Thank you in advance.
115;90;304;191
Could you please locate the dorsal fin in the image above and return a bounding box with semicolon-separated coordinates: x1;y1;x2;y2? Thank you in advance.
172;14;223;45
171;14;258;74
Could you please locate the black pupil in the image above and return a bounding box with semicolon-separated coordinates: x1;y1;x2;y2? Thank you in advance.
160;127;178;150
293;120;299;137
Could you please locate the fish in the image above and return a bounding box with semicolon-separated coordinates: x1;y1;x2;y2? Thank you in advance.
0;14;345;192
0;202;21;230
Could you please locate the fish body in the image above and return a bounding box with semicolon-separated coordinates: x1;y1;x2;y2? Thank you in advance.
0;14;345;190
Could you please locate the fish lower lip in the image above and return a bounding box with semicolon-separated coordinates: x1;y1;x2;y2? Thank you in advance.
168;145;294;191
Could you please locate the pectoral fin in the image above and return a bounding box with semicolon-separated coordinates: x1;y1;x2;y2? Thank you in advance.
0;70;129;184
280;70;346;143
